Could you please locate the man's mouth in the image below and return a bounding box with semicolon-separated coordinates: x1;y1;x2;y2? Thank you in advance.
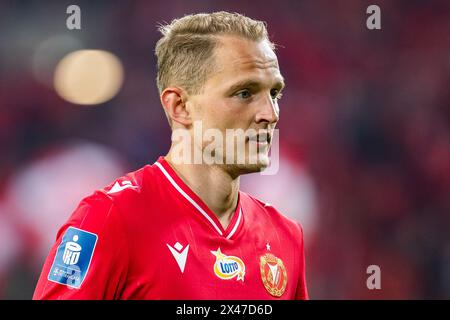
247;132;272;145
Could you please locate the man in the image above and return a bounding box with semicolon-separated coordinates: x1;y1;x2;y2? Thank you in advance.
33;11;308;300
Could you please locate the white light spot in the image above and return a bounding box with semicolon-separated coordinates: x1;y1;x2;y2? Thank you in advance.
54;49;124;105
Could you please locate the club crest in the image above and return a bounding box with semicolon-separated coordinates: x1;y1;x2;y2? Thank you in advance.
260;253;287;297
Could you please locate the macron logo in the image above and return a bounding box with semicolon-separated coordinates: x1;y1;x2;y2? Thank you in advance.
107;180;138;194
167;242;189;273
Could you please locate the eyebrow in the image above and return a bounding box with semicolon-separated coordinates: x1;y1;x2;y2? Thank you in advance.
227;77;285;94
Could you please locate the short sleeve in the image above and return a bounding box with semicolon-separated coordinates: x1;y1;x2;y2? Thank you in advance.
33;191;129;300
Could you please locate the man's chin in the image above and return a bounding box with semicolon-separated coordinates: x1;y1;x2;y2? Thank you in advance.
242;163;268;173
225;157;270;176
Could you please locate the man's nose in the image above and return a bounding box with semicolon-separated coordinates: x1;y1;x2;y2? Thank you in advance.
255;94;280;124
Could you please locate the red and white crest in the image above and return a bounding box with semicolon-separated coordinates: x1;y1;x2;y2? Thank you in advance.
259;253;287;297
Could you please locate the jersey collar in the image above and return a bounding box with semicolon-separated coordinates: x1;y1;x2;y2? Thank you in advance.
154;157;243;240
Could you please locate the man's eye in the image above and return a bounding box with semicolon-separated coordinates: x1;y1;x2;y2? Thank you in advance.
236;90;252;99
271;89;283;100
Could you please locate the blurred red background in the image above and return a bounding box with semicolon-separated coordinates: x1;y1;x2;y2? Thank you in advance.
0;0;449;299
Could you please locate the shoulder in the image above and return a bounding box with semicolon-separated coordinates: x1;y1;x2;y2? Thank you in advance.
101;164;153;199
241;191;305;239
99;161;166;208
61;164;157;234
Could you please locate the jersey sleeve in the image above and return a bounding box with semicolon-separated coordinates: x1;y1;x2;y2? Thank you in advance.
33;191;129;300
295;222;309;300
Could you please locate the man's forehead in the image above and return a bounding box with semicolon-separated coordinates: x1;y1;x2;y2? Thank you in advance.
214;35;280;72
231;56;279;71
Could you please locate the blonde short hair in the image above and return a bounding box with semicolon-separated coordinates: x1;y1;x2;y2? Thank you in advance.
155;11;274;95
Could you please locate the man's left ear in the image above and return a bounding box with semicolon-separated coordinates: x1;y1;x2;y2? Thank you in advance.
160;87;192;126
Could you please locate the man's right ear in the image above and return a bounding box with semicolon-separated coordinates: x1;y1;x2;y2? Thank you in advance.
160;87;192;126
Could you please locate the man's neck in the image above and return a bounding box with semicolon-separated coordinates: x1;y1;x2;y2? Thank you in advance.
165;151;240;230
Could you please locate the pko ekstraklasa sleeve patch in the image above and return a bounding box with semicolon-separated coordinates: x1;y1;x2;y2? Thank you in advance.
48;226;98;288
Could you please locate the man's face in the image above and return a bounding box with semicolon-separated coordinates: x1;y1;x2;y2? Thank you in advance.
187;35;284;176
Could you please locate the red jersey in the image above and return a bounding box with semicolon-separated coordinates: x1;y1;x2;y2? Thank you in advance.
33;157;308;300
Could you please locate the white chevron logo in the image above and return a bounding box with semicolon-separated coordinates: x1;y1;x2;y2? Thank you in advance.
167;242;189;273
107;181;138;194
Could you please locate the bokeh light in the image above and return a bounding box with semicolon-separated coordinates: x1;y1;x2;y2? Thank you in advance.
53;49;124;105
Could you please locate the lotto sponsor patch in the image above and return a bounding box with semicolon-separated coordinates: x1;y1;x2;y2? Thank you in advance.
48;226;98;288
210;248;245;281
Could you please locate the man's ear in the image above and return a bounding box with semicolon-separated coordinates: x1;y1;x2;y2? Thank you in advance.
160;87;192;126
